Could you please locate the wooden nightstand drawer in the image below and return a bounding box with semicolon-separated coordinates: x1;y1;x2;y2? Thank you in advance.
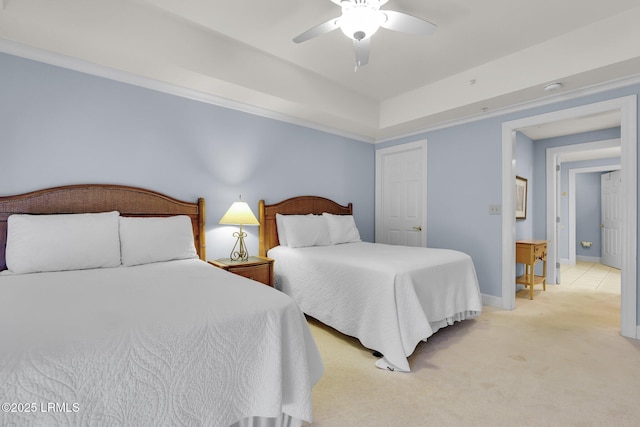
229;263;270;284
209;256;274;287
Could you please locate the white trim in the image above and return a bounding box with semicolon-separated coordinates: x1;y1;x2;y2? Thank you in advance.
501;95;637;341
576;255;603;263
568;163;621;265
376;72;640;144
620;95;638;339
501;125;516;310
375;140;427;245
547;150;561;285
481;293;503;308
546;139;621;274
0;38;375;144
2;37;640;146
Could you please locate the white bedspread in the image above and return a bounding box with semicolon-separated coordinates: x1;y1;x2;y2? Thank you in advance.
268;242;482;372
0;259;323;426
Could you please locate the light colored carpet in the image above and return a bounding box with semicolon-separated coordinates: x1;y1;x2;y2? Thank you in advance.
306;267;640;426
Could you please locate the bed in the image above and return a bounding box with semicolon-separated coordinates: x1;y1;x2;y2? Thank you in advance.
259;195;482;372
0;184;323;427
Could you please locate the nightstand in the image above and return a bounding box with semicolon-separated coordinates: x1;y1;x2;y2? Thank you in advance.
515;240;547;300
209;256;274;287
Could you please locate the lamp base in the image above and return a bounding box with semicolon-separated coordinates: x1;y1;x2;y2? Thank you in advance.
229;227;250;261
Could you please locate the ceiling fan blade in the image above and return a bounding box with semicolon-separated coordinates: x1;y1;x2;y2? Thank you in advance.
380;10;437;35
293;17;340;43
354;37;370;70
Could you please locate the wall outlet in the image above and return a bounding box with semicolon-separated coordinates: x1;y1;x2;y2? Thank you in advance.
489;205;501;215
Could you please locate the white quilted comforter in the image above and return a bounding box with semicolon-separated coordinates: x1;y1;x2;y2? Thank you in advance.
0;259;323;426
268;242;482;372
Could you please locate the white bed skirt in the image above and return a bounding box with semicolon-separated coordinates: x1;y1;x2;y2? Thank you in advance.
233;414;304;427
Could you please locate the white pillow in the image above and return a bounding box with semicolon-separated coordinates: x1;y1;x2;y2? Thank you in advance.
322;213;361;244
275;213;289;247
280;214;331;248
6;211;121;274
119;215;198;266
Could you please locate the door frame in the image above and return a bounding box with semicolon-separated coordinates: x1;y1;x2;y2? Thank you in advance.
547;138;620;271
568;164;621;265
375;139;428;245
501;95;637;339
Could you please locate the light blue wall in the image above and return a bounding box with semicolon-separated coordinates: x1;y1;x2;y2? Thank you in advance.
3;51;640;325
514;132;534;278
558;157;620;261
515;131;534;240
379;120;504;298
378;81;640;324
0;53;375;259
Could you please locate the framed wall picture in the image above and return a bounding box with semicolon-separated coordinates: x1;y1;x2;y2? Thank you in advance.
515;176;528;220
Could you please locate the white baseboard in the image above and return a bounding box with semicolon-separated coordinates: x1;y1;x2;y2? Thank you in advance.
576;255;602;263
482;293;506;309
559;258;570;265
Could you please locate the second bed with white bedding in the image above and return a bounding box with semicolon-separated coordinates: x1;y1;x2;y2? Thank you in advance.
268;242;482;372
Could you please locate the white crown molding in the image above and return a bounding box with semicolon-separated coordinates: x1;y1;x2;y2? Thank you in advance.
0;38;375;144
2;37;639;146
375;72;640;144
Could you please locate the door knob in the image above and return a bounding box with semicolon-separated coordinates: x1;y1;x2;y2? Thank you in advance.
413;226;422;231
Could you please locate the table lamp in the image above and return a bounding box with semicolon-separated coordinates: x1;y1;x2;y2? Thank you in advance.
219;195;260;261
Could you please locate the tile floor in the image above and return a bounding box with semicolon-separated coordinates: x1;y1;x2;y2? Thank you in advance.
558;261;621;294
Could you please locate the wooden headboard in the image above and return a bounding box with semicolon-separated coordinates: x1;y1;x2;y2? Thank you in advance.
0;184;206;271
259;195;352;256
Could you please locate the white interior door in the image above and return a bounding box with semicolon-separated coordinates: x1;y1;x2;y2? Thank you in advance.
555;159;561;282
601;170;622;269
375;141;427;247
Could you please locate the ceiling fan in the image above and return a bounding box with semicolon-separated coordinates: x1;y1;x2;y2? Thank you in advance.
293;0;437;70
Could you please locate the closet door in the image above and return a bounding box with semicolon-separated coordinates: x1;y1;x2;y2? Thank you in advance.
376;140;427;247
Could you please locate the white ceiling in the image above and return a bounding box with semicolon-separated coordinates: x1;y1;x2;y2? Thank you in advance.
1;0;640;142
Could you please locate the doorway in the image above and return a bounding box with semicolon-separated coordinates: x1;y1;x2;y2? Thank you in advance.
568;164;621;267
501;95;637;339
546;139;621;270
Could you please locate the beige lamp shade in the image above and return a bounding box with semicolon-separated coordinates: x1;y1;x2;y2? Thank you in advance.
219;200;259;226
219;197;259;261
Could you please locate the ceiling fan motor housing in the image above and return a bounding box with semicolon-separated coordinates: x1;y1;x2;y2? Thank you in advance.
339;0;384;40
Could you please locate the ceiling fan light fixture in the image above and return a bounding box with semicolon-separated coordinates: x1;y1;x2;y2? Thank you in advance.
292;0;436;69
339;3;384;41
